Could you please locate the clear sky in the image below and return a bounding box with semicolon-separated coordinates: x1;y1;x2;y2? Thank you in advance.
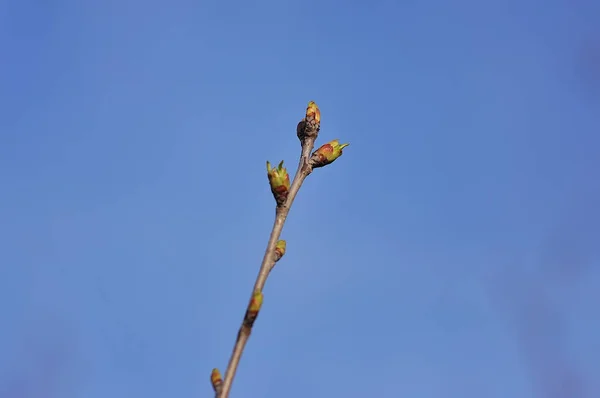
1;0;599;397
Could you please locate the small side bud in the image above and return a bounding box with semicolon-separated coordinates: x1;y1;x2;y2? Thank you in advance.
266;160;290;206
244;290;264;327
310;139;349;168
274;240;287;262
297;100;321;143
211;368;223;394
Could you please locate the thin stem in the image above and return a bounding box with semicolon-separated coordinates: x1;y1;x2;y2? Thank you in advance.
218;136;317;398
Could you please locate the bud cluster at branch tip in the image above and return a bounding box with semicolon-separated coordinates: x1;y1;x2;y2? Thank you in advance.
210;368;223;394
274;240;286;262
266;161;290;206
297;100;321;143
309;139;350;168
243;290;264;328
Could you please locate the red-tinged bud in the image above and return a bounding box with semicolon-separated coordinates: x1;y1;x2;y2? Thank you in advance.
210;368;223;393
306;101;321;124
244;290;264;327
266;160;290;206
310;139;349;168
274;240;286;262
297;101;321;142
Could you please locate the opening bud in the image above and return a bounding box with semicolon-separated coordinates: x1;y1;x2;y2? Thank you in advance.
310;139;349;168
267;160;290;206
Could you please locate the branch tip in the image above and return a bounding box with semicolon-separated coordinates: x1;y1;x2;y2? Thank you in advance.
297;100;321;143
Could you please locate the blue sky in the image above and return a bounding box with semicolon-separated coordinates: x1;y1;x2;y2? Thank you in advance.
1;0;599;397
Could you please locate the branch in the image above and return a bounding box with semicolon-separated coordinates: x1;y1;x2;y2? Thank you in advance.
211;101;349;398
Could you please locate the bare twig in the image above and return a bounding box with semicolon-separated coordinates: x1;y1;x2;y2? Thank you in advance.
214;102;348;398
